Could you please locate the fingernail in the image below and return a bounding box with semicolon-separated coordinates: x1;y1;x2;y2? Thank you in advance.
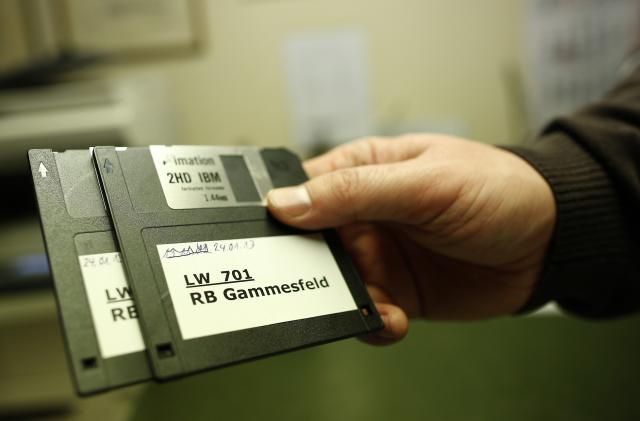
267;186;311;217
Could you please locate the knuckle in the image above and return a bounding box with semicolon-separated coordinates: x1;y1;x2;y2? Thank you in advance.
351;135;381;146
353;137;385;165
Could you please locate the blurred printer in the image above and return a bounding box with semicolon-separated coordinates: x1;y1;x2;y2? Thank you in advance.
0;75;176;175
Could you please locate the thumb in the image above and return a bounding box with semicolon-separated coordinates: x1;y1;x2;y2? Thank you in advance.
267;163;436;229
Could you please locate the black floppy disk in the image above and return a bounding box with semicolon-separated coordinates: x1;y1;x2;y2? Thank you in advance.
28;149;151;395
92;145;382;379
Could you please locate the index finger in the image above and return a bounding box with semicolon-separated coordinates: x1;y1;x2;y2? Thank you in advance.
303;135;434;177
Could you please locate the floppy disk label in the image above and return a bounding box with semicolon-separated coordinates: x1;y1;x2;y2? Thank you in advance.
78;252;145;358
156;234;358;340
150;145;273;209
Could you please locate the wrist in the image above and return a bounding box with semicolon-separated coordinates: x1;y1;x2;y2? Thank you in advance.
502;133;631;316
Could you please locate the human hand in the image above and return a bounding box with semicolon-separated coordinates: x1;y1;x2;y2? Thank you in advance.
267;134;556;345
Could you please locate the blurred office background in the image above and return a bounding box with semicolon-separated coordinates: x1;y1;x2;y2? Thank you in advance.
1;0;639;420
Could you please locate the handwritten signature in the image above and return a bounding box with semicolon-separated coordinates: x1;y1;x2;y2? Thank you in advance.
162;243;210;259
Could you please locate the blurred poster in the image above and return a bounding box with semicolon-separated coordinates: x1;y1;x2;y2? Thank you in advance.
525;0;640;128
284;30;372;155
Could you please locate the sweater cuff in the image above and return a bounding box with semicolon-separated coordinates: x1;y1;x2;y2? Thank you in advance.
502;134;631;316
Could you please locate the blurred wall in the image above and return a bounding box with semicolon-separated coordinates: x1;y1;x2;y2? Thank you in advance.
88;0;525;150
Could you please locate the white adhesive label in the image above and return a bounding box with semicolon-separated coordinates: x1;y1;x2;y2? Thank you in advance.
156;234;358;340
78;252;145;358
149;145;272;209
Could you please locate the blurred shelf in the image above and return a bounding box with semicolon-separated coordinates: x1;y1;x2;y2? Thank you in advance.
0;218;51;296
0;290;56;326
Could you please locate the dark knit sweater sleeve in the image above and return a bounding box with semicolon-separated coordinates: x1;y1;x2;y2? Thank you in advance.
504;68;640;318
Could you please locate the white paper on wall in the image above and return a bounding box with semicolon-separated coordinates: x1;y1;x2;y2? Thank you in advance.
284;30;373;155
524;0;640;128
